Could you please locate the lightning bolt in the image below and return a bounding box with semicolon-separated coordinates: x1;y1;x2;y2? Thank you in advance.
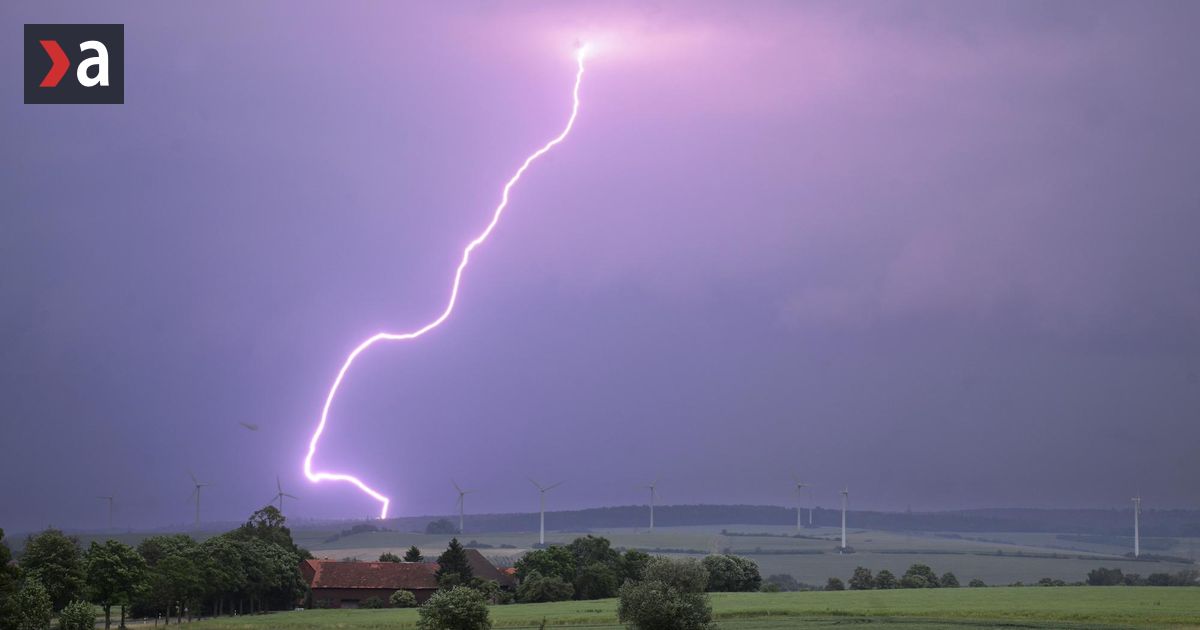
303;46;591;519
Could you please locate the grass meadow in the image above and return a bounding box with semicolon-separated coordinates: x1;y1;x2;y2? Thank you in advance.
199;587;1200;629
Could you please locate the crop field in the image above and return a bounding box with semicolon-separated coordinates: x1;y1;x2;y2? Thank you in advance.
199;587;1200;629
294;524;1197;587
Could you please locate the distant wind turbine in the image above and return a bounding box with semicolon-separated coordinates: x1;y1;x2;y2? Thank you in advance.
98;495;114;530
792;479;808;532
840;487;849;551
529;479;562;546
452;480;474;534
189;472;210;528
238;422;260;432
1132;495;1142;558
642;481;658;531
270;475;298;513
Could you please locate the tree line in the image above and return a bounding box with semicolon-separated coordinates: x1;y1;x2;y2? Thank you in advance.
0;506;309;630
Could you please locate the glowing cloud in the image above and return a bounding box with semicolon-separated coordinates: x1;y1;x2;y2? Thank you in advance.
303;46;591;519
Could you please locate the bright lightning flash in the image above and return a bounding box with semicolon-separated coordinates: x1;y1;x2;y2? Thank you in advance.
303;45;591;519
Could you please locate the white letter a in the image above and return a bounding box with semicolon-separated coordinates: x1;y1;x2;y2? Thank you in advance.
77;41;109;87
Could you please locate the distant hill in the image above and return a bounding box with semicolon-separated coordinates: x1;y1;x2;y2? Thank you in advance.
326;504;1200;538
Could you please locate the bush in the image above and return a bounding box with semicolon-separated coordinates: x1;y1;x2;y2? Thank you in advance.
968;578;986;588
874;570;897;589
825;577;845;591
58;600;95;630
618;558;713;630
1086;567;1125;586
360;596;386;609
389;590;418;608
378;552;403;563
517;571;574;603
848;567;874;590
701;555;761;592
940;572;960;588
417;586;490;630
901;564;939;588
764;574;800;592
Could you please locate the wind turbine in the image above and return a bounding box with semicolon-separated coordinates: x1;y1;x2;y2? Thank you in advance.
189;472;209;528
452;480;474;534
270;475;298;513
529;479;562;546
1132;495;1142;558
839;487;849;551
642;481;658;531
98;495;114;530
792;479;808;532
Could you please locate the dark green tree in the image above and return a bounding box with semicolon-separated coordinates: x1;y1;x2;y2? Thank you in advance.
58;600;94;630
424;519;457;535
85;540;147;629
825;577;845;591
14;579;52;630
403;546;423;563
701;554;761;592
617;557;712;630
620;549;651;583
514;545;575;583
516;570;574;603
0;529;22;630
417;586;491;630
874;569;897;589
435;538;473;588
968;578;986;587
901;564;939;588
20;529;85;609
566;536;620;571
378;552;402;563
940;572;960;588
848;566;875;590
764;574;801;592
574;562;619;600
1086;567;1124;586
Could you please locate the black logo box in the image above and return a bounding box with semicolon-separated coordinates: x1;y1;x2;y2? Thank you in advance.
24;23;124;104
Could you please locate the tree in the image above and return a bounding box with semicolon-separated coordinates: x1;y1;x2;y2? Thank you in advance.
390;589;418;608
516;570;574;603
378;552;402;563
574;562;619;600
1086;567;1125;586
435;538;473;588
403;546;424;563
85;540;147;629
617;557;713;630
424;519;458;535
940;572;960;588
701;555;760;592
765;574;800;592
874;570;897;590
58;600;94;630
825;577;845;591
514;546;575;584
20;530;84;609
14;579;52;630
848;567;875;590
901;564;939;588
0;529;22;630
968;578;986;588
417;586;491;630
620;550;651;582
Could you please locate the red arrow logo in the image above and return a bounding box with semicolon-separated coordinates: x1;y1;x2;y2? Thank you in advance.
38;40;69;88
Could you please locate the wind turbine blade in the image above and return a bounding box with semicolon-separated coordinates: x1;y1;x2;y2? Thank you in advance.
189;470;198;485
528;478;543;490
452;479;463;493
283;493;299;500
545;481;563;491
277;475;282;493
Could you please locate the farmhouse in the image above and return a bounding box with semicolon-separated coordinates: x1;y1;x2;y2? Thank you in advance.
301;549;515;608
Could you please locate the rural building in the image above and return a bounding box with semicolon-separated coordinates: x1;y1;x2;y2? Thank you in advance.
300;549;515;608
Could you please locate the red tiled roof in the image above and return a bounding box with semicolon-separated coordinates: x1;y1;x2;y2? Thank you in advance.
303;559;438;590
464;549;516;588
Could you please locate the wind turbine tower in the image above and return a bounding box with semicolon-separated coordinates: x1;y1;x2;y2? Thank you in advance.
1132;495;1142;558
793;480;807;531
98;495;113;530
840;487;849;551
271;476;298;513
530;479;562;546
453;480;474;534
189;472;209;528
643;481;658;531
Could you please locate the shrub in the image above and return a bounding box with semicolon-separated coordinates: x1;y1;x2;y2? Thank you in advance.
617;558;713;630
517;570;574;603
389;590;417;608
764;574;800;592
848;567;874;590
1087;567;1125;586
378;552;402;563
417;586;491;630
58;600;95;630
360;596;386;609
874;570;897;589
940;572;960;588
968;578;986;588
825;577;845;591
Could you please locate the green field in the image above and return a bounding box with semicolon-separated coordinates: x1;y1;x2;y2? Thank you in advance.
199;587;1200;629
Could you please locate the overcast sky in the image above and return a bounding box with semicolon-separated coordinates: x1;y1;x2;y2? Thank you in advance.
3;1;1199;532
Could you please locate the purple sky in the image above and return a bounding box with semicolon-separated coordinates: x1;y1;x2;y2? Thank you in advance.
3;1;1199;531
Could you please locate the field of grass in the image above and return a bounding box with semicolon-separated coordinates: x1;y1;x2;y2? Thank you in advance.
199;587;1200;629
